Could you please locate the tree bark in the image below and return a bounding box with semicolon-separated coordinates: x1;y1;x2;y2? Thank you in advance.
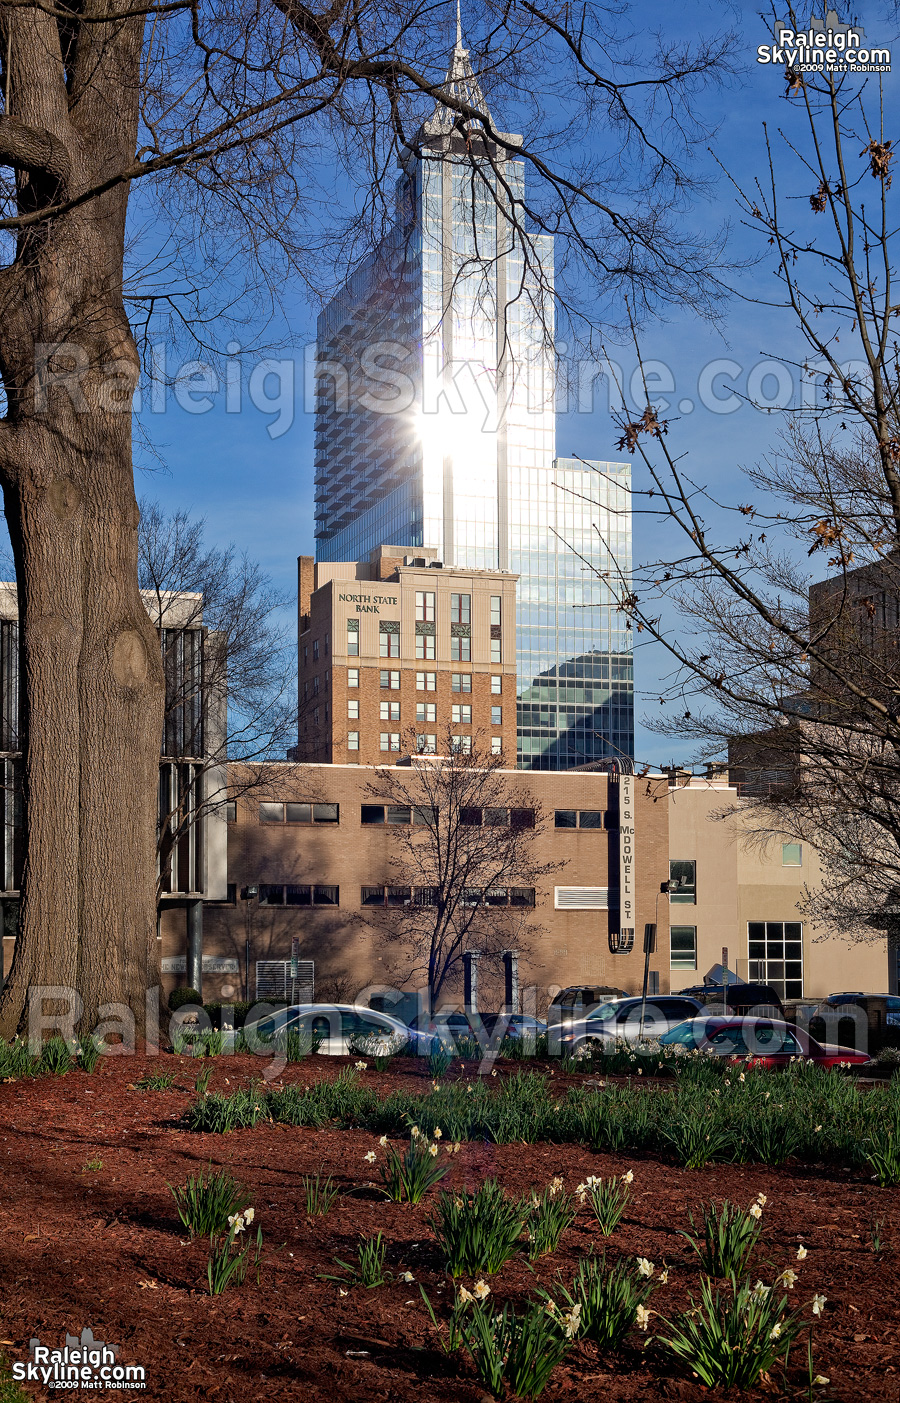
0;5;164;1036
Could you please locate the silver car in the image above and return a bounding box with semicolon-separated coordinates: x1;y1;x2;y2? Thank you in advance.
243;1003;413;1056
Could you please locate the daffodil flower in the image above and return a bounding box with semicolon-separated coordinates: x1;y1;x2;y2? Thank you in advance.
749;1203;763;1219
364;1150;376;1163
812;1294;826;1316
796;1244;808;1261
636;1258;654;1277
636;1304;650;1331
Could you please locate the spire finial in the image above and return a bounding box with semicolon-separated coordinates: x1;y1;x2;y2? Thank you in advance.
456;0;463;49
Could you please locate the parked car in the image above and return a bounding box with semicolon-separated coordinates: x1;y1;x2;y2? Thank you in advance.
242;1003;415;1056
675;981;786;1017
481;1012;547;1042
407;1010;486;1052
556;995;705;1051
809;993;900;1054
659;1015;870;1068
549;986;628;1022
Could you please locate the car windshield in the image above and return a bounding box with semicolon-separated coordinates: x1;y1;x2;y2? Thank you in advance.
586;1002;619;1022
660;1021;698;1048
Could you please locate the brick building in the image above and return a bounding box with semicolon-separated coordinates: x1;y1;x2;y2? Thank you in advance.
187;761;671;1012
295;545;519;765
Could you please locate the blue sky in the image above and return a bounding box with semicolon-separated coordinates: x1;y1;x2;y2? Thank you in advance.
124;1;899;767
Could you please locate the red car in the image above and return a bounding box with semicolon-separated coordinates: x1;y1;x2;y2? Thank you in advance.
660;1016;871;1068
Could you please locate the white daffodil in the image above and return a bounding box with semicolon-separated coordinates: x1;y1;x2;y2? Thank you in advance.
751;1281;771;1300
739;1072;746;1082
814;1124;822;1132
636;1258;654;1278
433;1127;443;1139
756;1192;767;1206
813;1376;830;1386
812;1294;826;1316
243;1207;254;1224
379;1135;389;1147
364;1150;377;1163
355;1060;367;1070
749;1203;763;1220
399;1271;415;1283
635;1304;650;1331
473;1280;491;1300
339;1288;348;1297
457;1286;474;1304
428;1143;439;1157
658;1269;669;1284
769;1322;783;1340
621;1170;634;1185
777;1269;798;1289
549;1176;564;1196
796;1244;808;1261
560;1303;582;1338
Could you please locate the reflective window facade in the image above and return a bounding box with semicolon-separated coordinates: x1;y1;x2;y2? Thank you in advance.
313;40;633;767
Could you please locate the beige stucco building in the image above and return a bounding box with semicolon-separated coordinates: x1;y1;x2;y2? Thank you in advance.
664;771;892;1002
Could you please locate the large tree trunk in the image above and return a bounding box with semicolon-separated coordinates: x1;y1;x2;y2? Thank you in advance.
0;6;164;1036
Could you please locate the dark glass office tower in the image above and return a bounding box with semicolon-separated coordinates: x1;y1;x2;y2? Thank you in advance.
313;31;633;767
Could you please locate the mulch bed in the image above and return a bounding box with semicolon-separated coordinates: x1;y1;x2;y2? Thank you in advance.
0;1051;896;1402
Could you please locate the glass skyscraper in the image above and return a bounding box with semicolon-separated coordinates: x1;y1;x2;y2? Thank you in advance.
313;32;633;768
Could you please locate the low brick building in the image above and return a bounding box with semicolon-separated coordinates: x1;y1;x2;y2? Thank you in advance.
179;761;670;1012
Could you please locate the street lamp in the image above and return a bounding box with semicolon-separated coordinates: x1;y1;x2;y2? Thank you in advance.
240;886;259;1001
639;880;672;1037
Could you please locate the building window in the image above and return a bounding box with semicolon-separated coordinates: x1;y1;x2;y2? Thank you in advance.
348;699;359;720
491;675;502;694
491;737;502;755
782;842;802;866
302;645;308;667
379;621;400;658
416;702;436;723
380;700;400;721
555;810;577;828
313;707;319;726
510;809;535;829
451;734;472;754
313;639;319;661
348;668;359;688
361;804;385;824
452;704;472;724
491;705;502;726
490;600;502;665
380;670;400;689
451;673;472;692
225;801;237;823
450;634;471;662
416;734;437;753
380;732;401;751
260;802;339;824
313;676;319;694
669;859;696;903
748;921;803;1000
415;591;435;622
362;885;413;907
259;884;339;906
579;811;604;829
387;805;411;824
416;632;436;660
450;593;471;625
484;807;508;826
347;731;359;751
346;619;359;657
670;926;698;971
416;671;436;691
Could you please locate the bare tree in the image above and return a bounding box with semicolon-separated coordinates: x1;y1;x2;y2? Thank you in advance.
138;500;296;896
0;0;735;1033
362;730;561;1006
571;4;900;942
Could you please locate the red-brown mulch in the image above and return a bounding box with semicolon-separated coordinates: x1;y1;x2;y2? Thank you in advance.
0;1052;895;1402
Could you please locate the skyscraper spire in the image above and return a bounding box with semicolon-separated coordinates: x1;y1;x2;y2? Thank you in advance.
421;0;491;135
